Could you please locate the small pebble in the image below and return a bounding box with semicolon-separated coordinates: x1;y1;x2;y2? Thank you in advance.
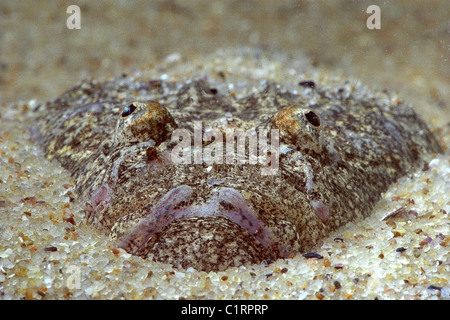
302;252;323;259
298;80;316;88
37;290;46;297
315;293;324;300
334;281;342;289
427;285;442;291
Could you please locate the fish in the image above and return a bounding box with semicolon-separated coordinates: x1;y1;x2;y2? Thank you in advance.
31;71;442;272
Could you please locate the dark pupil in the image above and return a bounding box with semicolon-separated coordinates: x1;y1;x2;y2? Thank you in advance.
122;104;137;117
305;111;320;127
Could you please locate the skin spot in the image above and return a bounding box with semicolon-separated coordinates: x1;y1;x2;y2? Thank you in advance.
146;146;158;162
310;200;329;222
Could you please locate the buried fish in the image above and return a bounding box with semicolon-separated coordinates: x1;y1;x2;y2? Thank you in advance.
31;73;442;271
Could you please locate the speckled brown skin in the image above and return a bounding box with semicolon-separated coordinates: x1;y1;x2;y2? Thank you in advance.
31;74;442;272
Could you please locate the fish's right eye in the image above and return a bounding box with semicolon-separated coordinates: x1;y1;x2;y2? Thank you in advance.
121;104;137;117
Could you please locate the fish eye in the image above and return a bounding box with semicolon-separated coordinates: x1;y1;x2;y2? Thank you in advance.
121;104;137;117
305;111;320;127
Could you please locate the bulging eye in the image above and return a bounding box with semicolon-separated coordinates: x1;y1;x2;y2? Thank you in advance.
115;101;177;145
271;105;322;153
121;104;137;117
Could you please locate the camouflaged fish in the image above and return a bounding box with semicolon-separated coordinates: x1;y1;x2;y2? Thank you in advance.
31;72;442;271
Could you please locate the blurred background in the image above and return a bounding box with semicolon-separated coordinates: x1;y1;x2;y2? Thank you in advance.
0;0;448;125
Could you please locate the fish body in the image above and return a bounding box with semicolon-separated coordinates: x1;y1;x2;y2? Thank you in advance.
32;72;441;271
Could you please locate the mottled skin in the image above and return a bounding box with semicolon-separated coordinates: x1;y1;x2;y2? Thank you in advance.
31;74;442;271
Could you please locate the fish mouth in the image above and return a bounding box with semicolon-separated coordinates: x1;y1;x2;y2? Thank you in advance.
117;185;277;272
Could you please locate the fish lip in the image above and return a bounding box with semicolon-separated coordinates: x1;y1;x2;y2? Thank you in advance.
117;185;273;256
